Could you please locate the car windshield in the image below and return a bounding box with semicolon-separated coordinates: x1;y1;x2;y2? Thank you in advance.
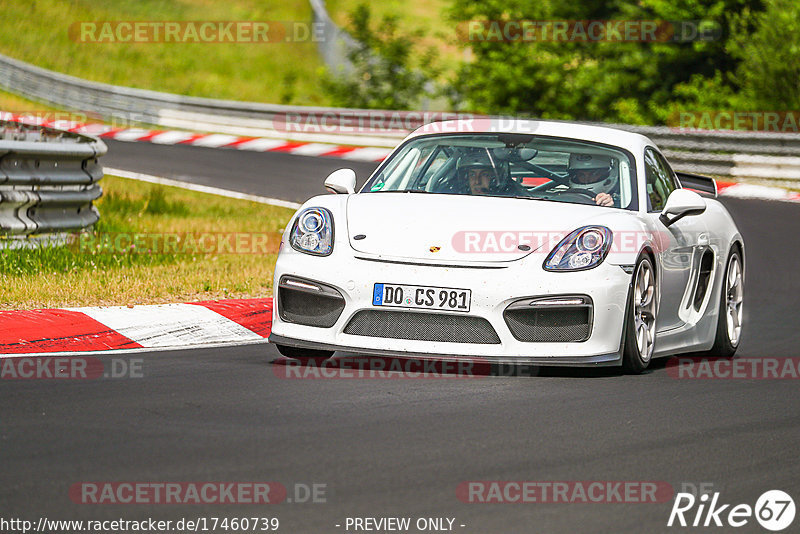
362;133;638;210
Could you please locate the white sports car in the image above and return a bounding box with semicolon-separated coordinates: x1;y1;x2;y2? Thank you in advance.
268;120;745;372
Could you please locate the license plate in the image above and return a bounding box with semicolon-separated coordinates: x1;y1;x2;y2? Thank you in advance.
372;283;471;312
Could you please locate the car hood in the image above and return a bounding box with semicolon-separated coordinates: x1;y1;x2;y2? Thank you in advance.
345;193;608;263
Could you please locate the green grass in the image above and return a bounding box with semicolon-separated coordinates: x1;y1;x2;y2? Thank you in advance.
0;0;330;106
0;1;459;108
0;89;62;114
0;175;295;309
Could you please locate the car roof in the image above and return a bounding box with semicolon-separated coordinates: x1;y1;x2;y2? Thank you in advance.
406;118;655;154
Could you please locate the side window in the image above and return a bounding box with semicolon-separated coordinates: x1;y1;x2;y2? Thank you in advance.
653;150;680;192
644;148;676;212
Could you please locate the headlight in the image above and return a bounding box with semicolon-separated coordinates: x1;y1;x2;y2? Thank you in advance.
290;207;334;256
543;226;613;271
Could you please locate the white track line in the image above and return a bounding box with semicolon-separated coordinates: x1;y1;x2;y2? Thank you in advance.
104;167;301;209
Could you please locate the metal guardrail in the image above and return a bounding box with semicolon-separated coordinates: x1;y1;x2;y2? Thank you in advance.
0;119;106;238
1;51;799;180
309;0;356;76
618;126;800;179
0;52;411;146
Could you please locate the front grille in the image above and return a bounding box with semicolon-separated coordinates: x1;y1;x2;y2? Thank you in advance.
343;310;501;344
504;298;592;342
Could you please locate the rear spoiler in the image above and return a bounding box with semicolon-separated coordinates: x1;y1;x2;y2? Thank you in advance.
676;172;718;198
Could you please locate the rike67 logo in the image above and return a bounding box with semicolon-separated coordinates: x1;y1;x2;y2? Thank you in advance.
668;490;795;531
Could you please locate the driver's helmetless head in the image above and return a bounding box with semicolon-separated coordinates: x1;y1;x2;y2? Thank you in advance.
464;168;493;193
567;154;616;195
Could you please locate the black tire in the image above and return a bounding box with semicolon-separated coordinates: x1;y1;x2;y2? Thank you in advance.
276;344;334;361
698;248;743;358
622;255;658;374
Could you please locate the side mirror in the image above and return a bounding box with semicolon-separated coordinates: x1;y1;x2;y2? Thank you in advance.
659;189;706;227
324;168;356;194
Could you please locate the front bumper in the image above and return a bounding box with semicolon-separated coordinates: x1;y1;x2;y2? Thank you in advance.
269;333;622;366
269;251;632;366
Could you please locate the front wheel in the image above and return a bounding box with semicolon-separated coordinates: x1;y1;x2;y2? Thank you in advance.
622;256;658;374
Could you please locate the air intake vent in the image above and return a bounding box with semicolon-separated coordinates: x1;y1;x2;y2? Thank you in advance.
503;297;592;342
344;310;500;344
278;276;345;328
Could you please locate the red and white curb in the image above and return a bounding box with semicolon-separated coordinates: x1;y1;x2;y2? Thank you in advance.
1;113;392;162
0;298;273;356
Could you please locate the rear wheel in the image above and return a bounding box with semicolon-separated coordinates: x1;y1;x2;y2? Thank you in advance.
276;344;334;362
622;256;658;374
700;249;743;358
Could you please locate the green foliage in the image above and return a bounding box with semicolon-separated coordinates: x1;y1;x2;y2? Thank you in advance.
446;0;795;124
322;3;440;109
728;0;800;110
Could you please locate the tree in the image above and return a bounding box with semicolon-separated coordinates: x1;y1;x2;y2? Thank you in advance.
447;0;767;124
322;4;439;110
728;0;800;110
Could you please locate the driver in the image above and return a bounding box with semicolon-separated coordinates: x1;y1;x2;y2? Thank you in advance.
567;154;617;207
454;150;525;196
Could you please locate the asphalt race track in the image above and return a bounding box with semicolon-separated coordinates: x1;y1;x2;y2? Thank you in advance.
102;140;380;203
2;140;799;533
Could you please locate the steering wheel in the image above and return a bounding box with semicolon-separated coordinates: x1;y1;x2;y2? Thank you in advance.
538;187;598;205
